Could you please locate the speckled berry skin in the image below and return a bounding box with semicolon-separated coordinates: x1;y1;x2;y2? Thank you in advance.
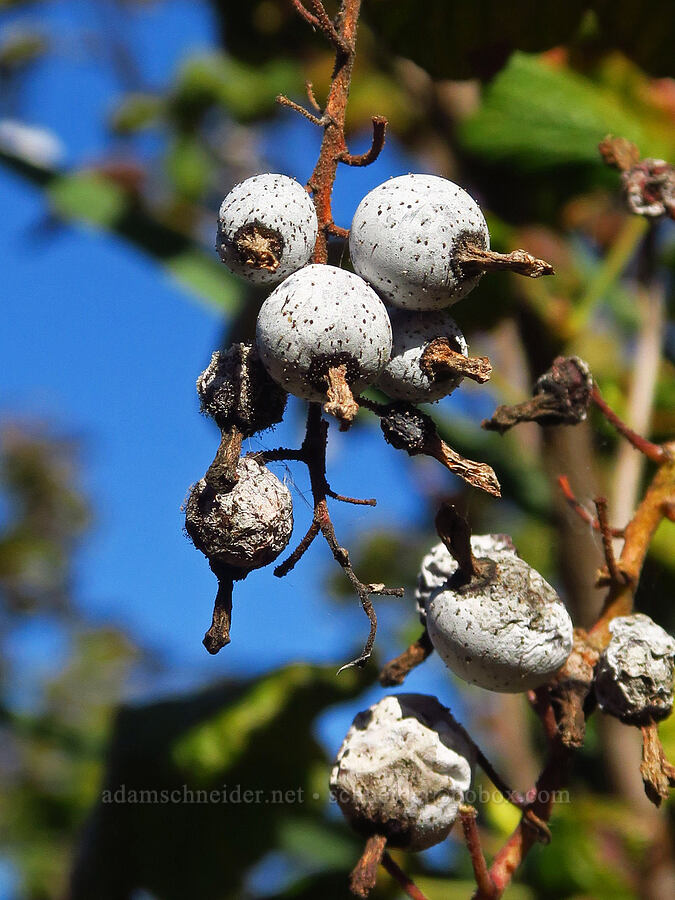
376;309;468;402
216;174;318;285
255;264;392;402
330;694;474;851
349;174;489;310
415;535;515;622
423;536;573;692
185;455;293;570
595;614;675;724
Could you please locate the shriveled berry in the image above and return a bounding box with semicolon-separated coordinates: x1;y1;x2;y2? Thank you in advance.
216;174;318;285
196;343;286;436
330;694;474;851
185;455;293;570
595;613;675;725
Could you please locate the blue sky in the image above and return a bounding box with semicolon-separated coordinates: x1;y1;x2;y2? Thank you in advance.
0;0;478;715
0;3;484;891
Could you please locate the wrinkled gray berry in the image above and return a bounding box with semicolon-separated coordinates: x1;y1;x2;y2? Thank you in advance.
256;264;392;402
376;309;468;402
185;455;293;570
216;174;318;285
330;694;474;851
349;174;489;310
423;536;573;692
595;613;675;724
196;343;287;436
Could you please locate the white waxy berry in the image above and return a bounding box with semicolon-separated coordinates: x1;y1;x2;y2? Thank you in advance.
595;614;675;724
185;455;293;570
349;174;489;310
376;309;468;402
423;536;574;693
256;264;392;403
330;694;474;851
415;535;516;622
216;174;318;285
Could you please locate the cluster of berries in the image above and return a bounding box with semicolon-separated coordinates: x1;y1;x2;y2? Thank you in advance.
330;536;675;861
185;169;545;618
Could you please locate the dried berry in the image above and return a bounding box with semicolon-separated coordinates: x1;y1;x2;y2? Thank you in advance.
185;455;293;570
216;174;318;284
330;694;474;851
196;343;286;436
376;309;468;402
423;536;574;692
349;174;489;310
595;613;675;725
256;264;392;424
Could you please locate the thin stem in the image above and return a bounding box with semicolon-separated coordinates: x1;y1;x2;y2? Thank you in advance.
339;115;387;166
276;93;327;127
594;496;626;585
381;853;429;900
591;385;667;464
288;0;320;29
557;475;624;537
460;805;495;898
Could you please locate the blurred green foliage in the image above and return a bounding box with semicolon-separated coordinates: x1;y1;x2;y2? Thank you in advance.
1;0;675;898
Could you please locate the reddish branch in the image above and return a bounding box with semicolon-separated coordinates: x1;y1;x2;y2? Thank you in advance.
557;475;624;537
591;384;668;464
283;0;387;259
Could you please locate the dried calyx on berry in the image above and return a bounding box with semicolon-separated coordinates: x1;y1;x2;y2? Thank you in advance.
595;613;675;725
217;174;318;284
483;356;592;434
376;309;470;403
185;455;293;572
422;508;573;692
197;343;287;437
330;694;474;852
256;264;392;428
349;174;553;311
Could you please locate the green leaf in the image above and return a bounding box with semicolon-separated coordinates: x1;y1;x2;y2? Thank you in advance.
459;53;657;170
165;249;241;312
110;93;164;134
165;133;210;199
47;173;127;227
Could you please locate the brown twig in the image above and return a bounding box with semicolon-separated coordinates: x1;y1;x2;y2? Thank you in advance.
459;805;495;898
276;93;327;127
268;404;403;667
349;834;387;897
594;496;626;585
640;721;675;807
305;80;322;112
308;0;352;54
339;115;387;166
289;0;320;30
379;629;434;686
557;475;624;537
381;853;429;900
591;385;667;464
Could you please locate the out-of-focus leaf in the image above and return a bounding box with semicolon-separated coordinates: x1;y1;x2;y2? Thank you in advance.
165;133;210;199
459;53;658;170
0;28;48;69
69;662;374;900
169;52;301;125
47;173;127;227
364;0;586;80
166;249;240;312
110;92;164;134
277;817;357;870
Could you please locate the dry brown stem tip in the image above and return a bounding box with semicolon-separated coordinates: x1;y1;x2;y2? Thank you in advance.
203;570;234;654
427;434;501;497
456;244;554;278
323;363;359;429
420;338;492;384
349;834;387;897
640;721;675;807
598;135;641;171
